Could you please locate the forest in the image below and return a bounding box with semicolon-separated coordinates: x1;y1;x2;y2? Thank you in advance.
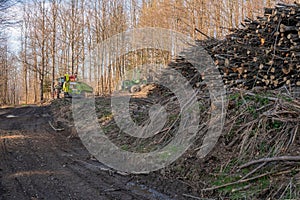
0;0;296;105
0;1;300;199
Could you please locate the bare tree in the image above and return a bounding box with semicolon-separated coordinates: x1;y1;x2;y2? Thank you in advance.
0;0;17;105
8;0;298;104
50;0;58;99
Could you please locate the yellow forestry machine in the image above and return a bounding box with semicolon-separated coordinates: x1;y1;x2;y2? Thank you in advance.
55;74;93;98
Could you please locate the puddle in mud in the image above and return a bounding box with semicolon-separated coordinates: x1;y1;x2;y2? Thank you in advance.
6;115;18;118
126;182;174;200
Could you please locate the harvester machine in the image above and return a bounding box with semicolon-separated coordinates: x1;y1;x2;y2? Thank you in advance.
55;74;93;98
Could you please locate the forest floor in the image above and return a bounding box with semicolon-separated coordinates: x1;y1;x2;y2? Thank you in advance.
0;85;299;200
0;96;194;200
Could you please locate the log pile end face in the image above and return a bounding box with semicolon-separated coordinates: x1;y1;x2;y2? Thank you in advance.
175;3;300;90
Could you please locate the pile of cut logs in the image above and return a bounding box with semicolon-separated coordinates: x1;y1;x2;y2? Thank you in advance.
172;3;300;89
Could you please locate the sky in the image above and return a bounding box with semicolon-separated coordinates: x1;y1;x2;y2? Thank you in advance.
6;3;22;53
7;27;21;53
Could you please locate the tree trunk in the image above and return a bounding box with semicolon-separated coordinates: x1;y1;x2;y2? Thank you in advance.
51;0;57;99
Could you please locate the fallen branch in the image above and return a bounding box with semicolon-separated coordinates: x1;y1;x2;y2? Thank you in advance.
245;92;278;101
103;188;121;192
48;121;64;132
195;27;213;40
231;184;252;193
74;159;129;176
239;156;300;169
182;193;203;200
240;162;267;180
202;168;299;191
202;171;272;191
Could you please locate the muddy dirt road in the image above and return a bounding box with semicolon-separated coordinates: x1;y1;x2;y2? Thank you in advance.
0;105;185;200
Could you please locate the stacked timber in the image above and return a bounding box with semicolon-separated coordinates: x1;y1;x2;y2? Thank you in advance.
171;3;300;89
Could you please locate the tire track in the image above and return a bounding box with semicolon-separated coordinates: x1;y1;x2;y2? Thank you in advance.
0;131;33;200
0;105;175;200
42;124;146;200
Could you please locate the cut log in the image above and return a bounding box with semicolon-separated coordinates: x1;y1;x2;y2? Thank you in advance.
169;3;300;90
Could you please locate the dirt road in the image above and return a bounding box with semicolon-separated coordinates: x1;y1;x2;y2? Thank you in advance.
0;105;184;200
